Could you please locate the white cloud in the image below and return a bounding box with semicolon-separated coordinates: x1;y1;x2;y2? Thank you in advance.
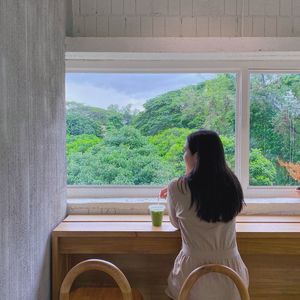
65;73;219;110
66;81;146;110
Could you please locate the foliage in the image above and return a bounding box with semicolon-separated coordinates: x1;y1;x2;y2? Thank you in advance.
66;73;300;186
132;74;236;136
66;102;107;137
66;102;137;137
249;149;276;186
220;135;235;170
67;126;172;185
132;90;184;136
181;74;236;136
250;74;300;184
149;128;193;177
66;134;102;156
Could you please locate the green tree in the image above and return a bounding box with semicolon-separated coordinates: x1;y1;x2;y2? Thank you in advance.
149;128;193;177
66;134;102;156
67;126;172;185
181;74;236;136
66;102;138;137
66;102;107;137
132;74;236;136
250;73;300;185
249;148;276;185
66;73;300;186
132;91;184;135
149;128;235;176
220;135;235;170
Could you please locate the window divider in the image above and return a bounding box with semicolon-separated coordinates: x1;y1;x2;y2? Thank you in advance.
236;68;250;192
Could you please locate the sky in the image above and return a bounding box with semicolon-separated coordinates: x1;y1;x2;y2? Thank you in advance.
65;73;217;111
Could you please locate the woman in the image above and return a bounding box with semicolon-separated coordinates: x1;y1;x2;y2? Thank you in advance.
160;129;249;300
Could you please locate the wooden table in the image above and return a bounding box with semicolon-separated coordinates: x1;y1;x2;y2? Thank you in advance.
52;215;300;300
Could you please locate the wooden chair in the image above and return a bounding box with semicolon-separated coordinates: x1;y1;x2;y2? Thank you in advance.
59;259;143;300
178;264;250;300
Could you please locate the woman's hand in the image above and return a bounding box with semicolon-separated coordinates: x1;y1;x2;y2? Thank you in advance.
159;187;168;199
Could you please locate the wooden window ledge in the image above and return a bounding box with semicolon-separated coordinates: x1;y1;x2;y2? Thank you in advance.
53;215;300;238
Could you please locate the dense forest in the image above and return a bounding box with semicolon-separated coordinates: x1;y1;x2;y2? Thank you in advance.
66;73;300;186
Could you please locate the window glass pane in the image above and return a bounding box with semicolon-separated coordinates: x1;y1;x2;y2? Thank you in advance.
66;73;236;185
250;73;300;186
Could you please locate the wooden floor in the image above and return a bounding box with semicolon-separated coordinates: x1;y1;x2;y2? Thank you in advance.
53;215;300;300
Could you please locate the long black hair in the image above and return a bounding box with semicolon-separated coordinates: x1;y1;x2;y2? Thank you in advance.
179;129;244;223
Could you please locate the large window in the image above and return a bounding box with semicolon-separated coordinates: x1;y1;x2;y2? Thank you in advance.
66;68;300;198
249;73;300;186
66;73;237;186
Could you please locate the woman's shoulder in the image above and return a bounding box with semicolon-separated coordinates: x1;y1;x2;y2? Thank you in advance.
168;177;189;195
168;178;178;190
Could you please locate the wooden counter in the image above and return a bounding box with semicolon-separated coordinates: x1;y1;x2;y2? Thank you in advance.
52;215;300;300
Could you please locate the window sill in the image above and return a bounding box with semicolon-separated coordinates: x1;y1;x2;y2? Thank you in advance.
67;198;300;215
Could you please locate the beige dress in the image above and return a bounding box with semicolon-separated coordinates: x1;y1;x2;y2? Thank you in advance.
166;179;249;300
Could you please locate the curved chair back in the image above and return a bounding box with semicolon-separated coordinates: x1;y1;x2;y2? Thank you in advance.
59;259;133;300
178;264;250;300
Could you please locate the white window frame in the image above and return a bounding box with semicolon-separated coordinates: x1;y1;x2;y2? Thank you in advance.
65;39;300;202
246;69;300;198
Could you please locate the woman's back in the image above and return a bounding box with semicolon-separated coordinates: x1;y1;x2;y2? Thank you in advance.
166;179;249;300
169;179;237;253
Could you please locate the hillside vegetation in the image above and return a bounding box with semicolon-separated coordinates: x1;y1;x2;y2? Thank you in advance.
67;74;300;186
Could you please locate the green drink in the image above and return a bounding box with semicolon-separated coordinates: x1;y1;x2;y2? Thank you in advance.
149;204;165;227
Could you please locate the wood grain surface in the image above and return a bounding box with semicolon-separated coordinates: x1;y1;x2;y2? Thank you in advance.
52;215;300;300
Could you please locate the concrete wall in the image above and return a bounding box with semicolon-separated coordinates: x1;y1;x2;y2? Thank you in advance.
0;1;66;299
70;0;300;37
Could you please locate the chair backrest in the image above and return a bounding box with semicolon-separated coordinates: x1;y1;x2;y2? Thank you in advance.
59;259;133;300
178;264;250;300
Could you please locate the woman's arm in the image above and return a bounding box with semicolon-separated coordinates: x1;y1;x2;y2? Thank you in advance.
166;182;180;229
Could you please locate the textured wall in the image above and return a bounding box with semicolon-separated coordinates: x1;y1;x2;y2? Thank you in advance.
70;0;300;37
0;1;66;299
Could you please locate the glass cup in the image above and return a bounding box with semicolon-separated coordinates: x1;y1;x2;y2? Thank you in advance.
149;204;165;227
